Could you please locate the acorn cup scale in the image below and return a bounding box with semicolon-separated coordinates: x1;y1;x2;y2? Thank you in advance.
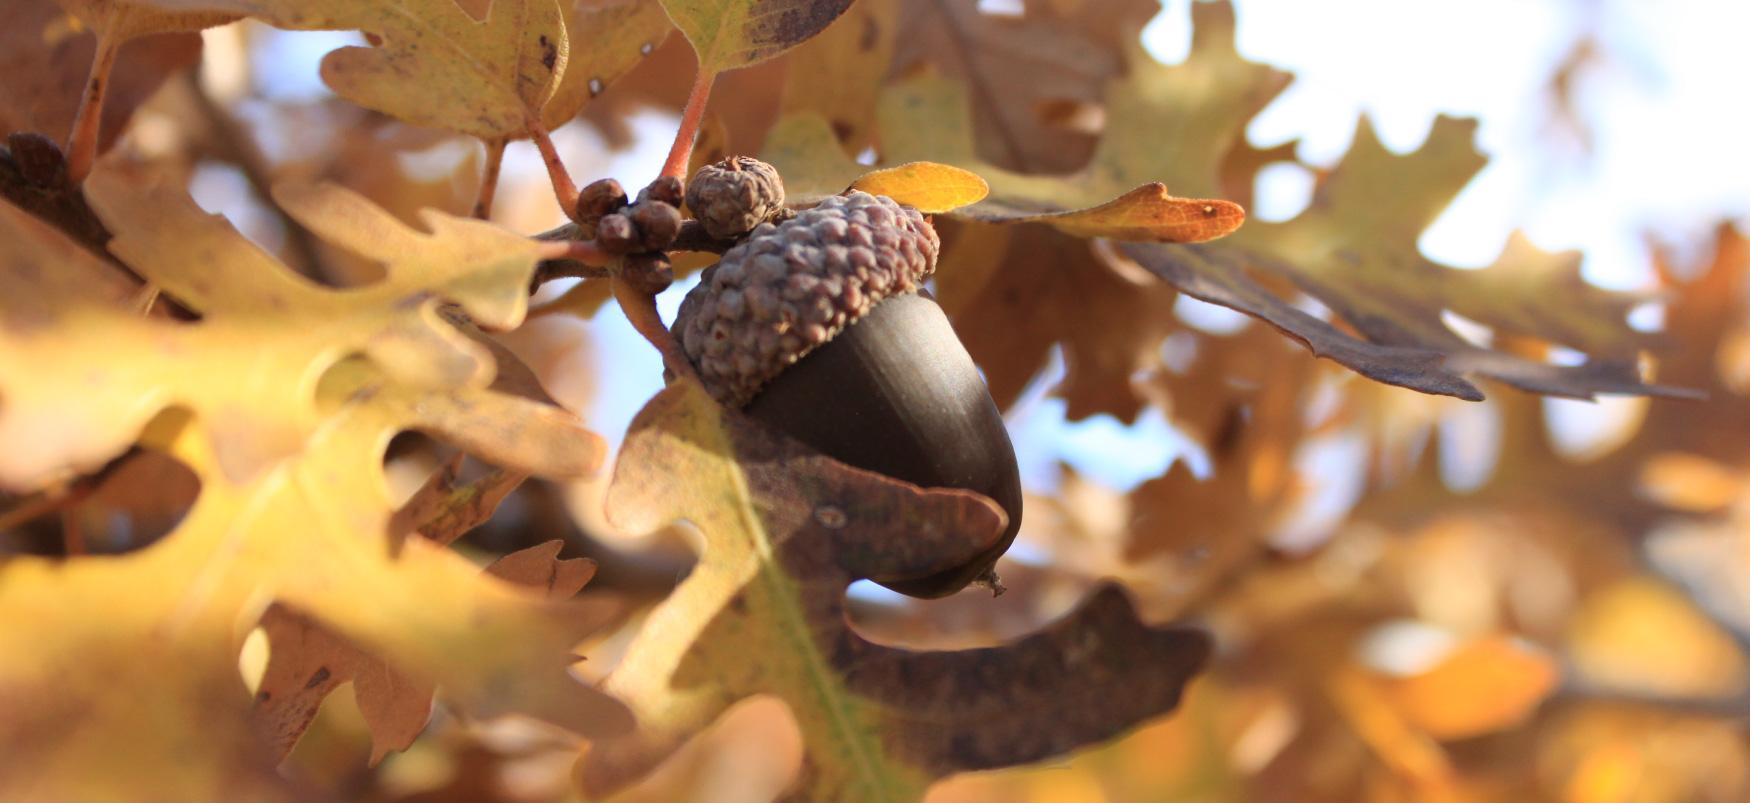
671;180;1022;598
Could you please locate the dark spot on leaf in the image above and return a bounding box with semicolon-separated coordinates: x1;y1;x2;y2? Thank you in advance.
745;0;855;52
858;16;879;51
540;35;558;72
304;667;331;689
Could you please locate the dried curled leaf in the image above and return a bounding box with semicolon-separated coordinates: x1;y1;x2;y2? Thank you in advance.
660;0;855;73
253;540;598;765
1098;4;1689;401
0;174;629;802
578;381;1210;802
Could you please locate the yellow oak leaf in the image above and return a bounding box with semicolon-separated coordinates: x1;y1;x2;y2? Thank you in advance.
0;176;631;799
56;0;235;40
1381;635;1560;740
658;0;854;73
0;360;630;803
777;0;897;150
576;381;1210;802
171;0;568;140
1567;578;1749;700
539;0;674;131
0;165;557;489
847;161;988;213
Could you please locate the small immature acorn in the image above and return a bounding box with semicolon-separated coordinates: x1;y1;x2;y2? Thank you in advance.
672;185;1022;598
684;156;786;240
622;252;674;295
641;175;684;207
575;178;628;236
630;200;682;252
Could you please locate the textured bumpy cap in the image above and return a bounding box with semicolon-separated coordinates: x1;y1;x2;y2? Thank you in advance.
685;156;787;239
673;191;940;407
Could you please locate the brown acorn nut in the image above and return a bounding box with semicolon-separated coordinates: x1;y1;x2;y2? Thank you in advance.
671;190;1022;598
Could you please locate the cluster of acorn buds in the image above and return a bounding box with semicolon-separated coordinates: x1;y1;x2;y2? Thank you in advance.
576;175;683;294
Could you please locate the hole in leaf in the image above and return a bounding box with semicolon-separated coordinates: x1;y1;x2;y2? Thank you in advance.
1252;162;1315;222
1;439;202;557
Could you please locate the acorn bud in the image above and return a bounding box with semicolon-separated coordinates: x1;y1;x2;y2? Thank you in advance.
630;200;682;252
575;178;628;236
671;189;1021;597
641;175;685;207
622;252;674;295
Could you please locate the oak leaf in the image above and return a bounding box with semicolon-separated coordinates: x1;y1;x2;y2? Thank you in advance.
0;166;559;488
0;175;631;801
1084;3;1685;400
777;0;897;150
56;0;235;40
577;381;1210;802
887;0;1159;175
253;540;599;764
937;221;1183;419
162;0;569;140
539;0;675;131
778;1;1686;401
765;97;1243;243
659;0;853;74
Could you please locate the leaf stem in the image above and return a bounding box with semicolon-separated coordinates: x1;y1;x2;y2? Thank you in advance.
659;69;716;181
613;277;697;382
473;138;507;219
65;26;122;184
529;123;580;220
558;239;615;267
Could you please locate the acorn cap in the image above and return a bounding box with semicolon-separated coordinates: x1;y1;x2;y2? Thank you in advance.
685;156;788;240
672;190;940;408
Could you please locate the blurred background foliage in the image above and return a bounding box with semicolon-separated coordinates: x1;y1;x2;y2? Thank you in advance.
4;0;1749;801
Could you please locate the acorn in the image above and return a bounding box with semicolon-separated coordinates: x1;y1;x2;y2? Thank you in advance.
685;156;786;240
671;187;1022;598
